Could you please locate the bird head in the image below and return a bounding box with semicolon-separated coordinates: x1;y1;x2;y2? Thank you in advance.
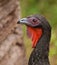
17;14;51;48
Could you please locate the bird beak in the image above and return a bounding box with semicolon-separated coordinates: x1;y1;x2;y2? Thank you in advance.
17;18;29;25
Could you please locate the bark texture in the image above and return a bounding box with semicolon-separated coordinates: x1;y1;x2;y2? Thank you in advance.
0;0;27;65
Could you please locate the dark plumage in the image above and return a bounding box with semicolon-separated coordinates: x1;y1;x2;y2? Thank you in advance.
17;14;51;65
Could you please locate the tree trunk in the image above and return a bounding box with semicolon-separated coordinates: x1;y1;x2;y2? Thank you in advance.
0;0;27;65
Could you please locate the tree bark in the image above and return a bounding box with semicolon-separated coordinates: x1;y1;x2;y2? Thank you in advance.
0;0;27;65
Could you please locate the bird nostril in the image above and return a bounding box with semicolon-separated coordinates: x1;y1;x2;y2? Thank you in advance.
21;19;25;21
17;21;20;24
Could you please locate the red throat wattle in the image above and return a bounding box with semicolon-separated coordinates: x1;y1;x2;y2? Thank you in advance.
27;26;42;48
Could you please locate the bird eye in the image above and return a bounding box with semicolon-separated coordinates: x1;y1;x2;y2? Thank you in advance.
33;19;37;22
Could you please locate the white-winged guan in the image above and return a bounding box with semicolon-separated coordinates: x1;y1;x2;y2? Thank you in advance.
17;14;51;65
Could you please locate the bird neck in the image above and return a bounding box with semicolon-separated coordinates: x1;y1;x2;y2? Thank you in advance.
28;30;51;65
36;30;51;57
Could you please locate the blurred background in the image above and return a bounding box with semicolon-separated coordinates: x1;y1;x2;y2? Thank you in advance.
20;0;57;65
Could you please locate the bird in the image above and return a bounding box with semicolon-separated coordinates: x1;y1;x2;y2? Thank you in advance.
17;14;51;65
